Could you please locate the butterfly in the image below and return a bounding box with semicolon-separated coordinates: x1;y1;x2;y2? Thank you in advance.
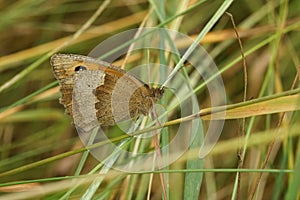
50;54;164;127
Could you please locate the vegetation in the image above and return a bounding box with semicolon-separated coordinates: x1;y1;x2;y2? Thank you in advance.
0;0;299;199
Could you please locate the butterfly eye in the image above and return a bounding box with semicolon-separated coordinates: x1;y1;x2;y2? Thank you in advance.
75;66;87;71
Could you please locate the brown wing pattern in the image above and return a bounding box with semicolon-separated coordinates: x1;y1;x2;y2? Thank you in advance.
51;54;111;120
51;53;164;126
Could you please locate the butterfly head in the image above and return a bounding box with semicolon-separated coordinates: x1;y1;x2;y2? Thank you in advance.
153;87;165;101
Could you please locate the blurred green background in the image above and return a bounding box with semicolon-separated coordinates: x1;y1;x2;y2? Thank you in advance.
0;0;299;199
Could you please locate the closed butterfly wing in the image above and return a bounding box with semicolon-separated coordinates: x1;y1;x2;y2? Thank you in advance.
50;53;164;127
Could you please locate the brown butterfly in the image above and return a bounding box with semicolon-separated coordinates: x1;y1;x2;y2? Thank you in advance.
50;54;164;127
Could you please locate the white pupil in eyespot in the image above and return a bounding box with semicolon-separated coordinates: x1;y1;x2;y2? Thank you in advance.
75;66;87;71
